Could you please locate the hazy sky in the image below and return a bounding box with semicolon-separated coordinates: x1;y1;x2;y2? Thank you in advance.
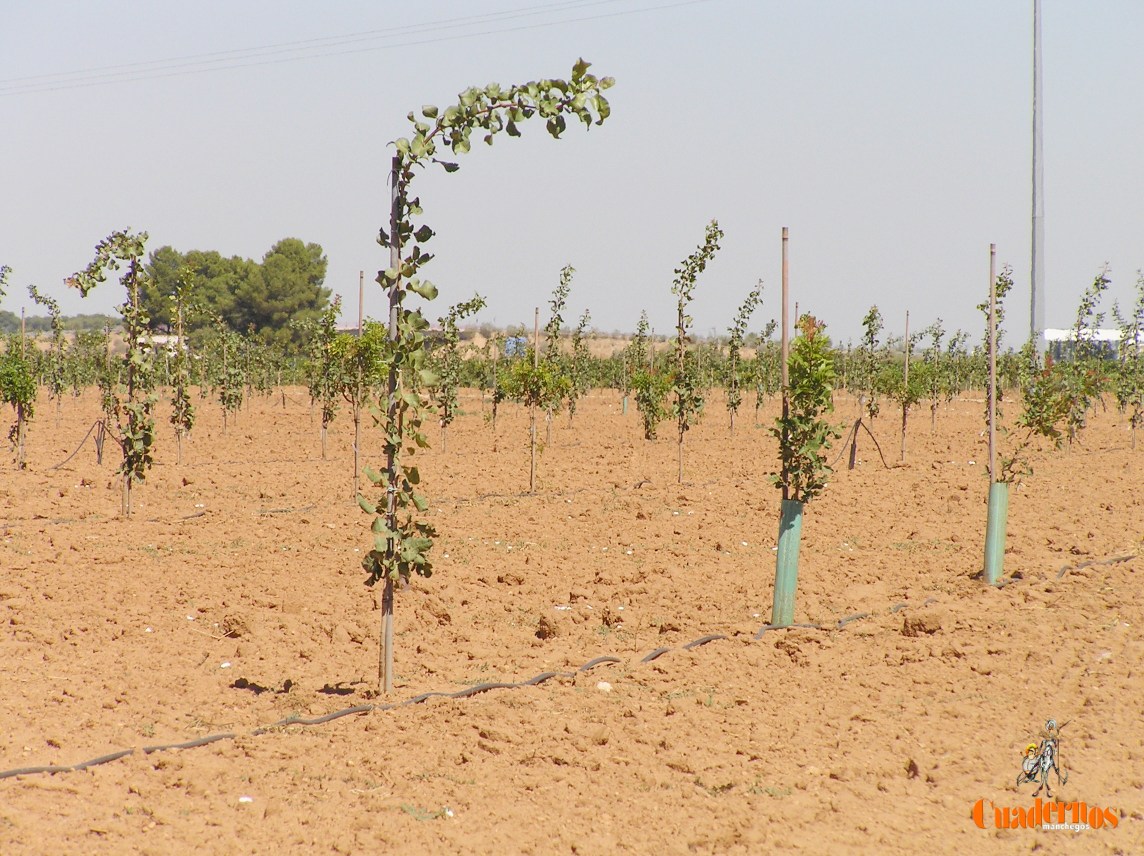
2;0;1142;345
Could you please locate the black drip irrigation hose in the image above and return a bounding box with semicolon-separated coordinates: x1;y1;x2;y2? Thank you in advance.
48;420;121;471
1;556;1133;782
0;653;621;781
829;418;892;470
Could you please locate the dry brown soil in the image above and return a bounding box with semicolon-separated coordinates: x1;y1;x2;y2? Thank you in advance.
1;388;1142;854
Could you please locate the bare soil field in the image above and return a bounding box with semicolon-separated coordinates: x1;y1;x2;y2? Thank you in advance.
1;388;1142;854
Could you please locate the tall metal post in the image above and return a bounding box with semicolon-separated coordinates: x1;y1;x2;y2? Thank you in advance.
1031;0;1045;351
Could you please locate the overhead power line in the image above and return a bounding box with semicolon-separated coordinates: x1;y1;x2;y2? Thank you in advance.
0;0;713;97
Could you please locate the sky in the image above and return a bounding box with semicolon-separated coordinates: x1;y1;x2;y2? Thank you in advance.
2;0;1142;346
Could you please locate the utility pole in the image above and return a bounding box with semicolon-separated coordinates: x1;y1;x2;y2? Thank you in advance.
1030;0;1045;353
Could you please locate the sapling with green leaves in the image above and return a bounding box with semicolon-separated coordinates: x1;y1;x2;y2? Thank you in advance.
920;320;946;431
485;331;506;433
945;330;969;404
768;313;841;624
857;306;884;420
69;230;157;516
628;311;650;378
27;285;66;427
0;267;35;469
92;321;117;464
845;306;883;469
771;314;840;502
169;267;196;463
501;340;568;490
0;336;35;470
671;220;723;482
214;320;244;434
334;321;389;495
1060;267;1111;444
433;293;486;451
981;266;1069;484
541;265;574;443
361;59;613;693
725;279;762;434
567;309;591;424
977;265;1014;426
876;326;926;462
629;311;669;439
753;318;779;423
305;297;342;458
1112;272;1144;448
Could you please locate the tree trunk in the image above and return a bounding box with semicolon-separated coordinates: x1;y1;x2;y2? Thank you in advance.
900;403;908;463
529;406;537;493
849;417;861;470
380;577;394;697
353;404;361;496
16;403;26;470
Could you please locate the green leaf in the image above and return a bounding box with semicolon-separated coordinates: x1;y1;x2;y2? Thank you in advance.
422;104;439;118
595;94;611;122
356;495;377;515
363;465;383;485
409;280;438;300
411;492;429;512
572;58;591;82
413;225;434;243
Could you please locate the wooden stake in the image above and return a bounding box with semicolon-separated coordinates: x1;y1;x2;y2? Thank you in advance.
530;307;539;493
380;155;402;696
988;244;997;482
780;227;790;501
901;309;910;462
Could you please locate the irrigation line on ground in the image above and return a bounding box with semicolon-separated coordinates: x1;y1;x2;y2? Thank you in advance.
48;420;119;471
0;551;1135;782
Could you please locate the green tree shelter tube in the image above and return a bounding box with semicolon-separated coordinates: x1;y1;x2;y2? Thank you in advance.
771;498;804;626
983;481;1009;585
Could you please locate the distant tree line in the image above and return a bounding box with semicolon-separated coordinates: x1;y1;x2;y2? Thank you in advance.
1;237;330;348
0;311;118;334
142;237;331;347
